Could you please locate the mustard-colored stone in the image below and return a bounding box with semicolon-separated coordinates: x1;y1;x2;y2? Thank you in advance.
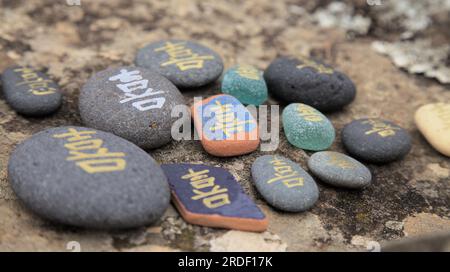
415;103;450;157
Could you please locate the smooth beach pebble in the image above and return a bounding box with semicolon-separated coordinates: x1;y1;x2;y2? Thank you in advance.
135;40;224;88
191;94;259;157
251;155;319;212
264;56;356;112
161;163;268;232
308;151;372;189
8;126;170;229
79;66;186;149
415;103;450;157
282;103;335;151
342;118;412;163
221;65;268;105
1;66;62;116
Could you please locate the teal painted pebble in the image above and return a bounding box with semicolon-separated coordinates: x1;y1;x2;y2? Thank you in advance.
282;103;335;151
221;65;268;106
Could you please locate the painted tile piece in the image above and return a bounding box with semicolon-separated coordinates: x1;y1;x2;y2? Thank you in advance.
191;94;260;157
161;163;268;232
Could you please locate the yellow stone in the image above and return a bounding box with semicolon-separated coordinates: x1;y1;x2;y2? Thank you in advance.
415;103;450;157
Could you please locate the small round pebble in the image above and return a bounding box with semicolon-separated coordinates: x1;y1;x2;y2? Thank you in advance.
221;65;268;105
1;66;62;116
308;151;372;189
251;155;319;212
79;66;186;149
135;40;224;88
8;126;170;229
342;118;412;163
282;103;335;151
415;103;450;157
264;56;356;112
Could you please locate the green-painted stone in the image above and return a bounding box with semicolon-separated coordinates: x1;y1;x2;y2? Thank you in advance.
221;65;268;105
282;103;335;151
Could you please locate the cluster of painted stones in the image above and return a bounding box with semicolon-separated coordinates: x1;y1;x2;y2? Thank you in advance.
2;39;426;232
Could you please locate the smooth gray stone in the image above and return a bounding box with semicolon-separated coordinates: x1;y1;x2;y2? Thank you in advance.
79;66;186;149
342;118;412;163
135;40;223;88
1;66;62;116
8;126;170;229
308;151;372;189
251;155;319;212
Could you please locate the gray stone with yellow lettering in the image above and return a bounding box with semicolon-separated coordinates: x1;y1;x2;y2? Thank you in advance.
8;126;170;229
1;66;62;116
79;66;186;149
251;155;319;212
308;151;372;189
135;40;224;88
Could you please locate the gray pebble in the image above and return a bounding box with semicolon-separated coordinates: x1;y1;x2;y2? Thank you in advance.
251;155;319;212
308;151;372;189
342;118;412;163
79;66;186;149
8;126;170;229
1;66;62;116
135;40;224;88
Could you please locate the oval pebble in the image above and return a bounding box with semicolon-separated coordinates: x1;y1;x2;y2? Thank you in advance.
8;126;170;229
282;103;335;151
1;66;62;116
162;163;268;232
135;40;224;88
251;155;319;212
342;118;412;163
264;56;356;112
221;65;268;105
79;66;186;149
308;151;372;189
415;103;450;157
191;94;260;157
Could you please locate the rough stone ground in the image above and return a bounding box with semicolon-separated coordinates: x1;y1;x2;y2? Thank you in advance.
0;0;449;252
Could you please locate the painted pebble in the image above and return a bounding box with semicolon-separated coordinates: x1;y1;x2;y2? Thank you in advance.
282;103;335;151
191;94;259;157
79;66;186;149
342;118;412;163
308;151;372;189
8;126;170;229
1;66;62;116
135;40;224;88
161;163;268;232
221;65;268;106
264;56;356;112
415;103;450;157
251;155;319;212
